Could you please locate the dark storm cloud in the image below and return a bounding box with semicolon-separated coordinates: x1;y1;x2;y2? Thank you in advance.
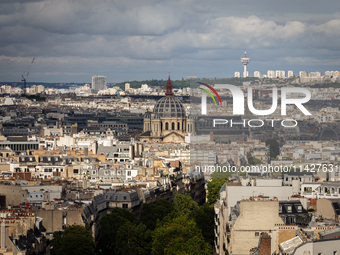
1;0;340;82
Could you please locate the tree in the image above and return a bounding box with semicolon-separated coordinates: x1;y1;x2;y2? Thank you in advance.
97;208;138;254
51;225;94;255
252;157;264;165
207;178;227;204
152;215;212;255
115;222;152;255
173;193;199;216
140;199;174;230
210;169;232;179
266;139;280;159
190;203;215;246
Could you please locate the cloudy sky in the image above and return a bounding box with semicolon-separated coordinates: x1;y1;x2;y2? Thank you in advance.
1;0;340;83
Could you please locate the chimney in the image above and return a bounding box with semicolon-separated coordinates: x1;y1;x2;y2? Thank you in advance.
210;132;213;142
258;232;271;255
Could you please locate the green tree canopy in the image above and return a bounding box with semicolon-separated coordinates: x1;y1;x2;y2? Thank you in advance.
207;178;227;204
190;203;215;246
152;215;212;255
51;225;94;255
173;193;199;216
115;221;152;255
266;139;280;159
97;207;138;254
140;199;174;230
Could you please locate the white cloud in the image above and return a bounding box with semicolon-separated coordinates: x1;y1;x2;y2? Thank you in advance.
208;16;305;40
311;19;340;35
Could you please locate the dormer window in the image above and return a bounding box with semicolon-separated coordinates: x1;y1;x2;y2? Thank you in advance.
297;205;302;212
286;205;292;213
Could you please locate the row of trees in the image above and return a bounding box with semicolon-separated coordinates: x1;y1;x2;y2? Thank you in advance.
113;77;258;90
51;194;216;255
97;194;214;255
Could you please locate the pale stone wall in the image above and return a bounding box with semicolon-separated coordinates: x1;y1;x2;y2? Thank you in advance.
230;201;284;255
316;198;337;221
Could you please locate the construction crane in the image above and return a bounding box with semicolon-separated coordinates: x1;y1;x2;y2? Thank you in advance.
21;58;35;94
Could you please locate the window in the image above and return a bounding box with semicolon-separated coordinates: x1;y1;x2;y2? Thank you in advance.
286;205;292;213
124;196;127;200
127;171;131;176
29;157;33;161
279;206;282;213
122;204;128;209
255;232;259;236
73;169;79;174
297;205;302;212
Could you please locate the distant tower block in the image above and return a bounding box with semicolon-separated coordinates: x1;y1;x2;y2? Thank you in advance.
240;49;250;78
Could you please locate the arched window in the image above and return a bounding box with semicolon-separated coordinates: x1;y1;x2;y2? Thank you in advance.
172;122;175;130
165;122;169;130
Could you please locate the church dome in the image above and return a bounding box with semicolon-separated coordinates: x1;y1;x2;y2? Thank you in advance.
152;74;186;118
153;96;185;118
319;128;339;141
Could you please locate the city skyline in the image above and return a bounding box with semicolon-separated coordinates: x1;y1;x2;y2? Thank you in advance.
1;0;340;83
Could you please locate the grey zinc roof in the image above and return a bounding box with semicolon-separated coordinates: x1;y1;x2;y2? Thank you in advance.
105;190;139;202
27;191;44;202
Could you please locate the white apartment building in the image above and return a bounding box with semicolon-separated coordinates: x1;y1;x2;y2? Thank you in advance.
125;83;130;91
309;71;321;77
254;71;261;78
267;70;275;78
325;71;340;77
92;75;107;92
276;70;286;79
234;71;240;78
287;70;294;78
299;71;308;78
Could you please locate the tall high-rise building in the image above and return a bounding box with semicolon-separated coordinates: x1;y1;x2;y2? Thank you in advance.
287;70;294;78
275;70;285;79
240;49;250;78
267;70;275;79
299;71;308;78
125;83;130;91
91;75;107;92
254;71;261;78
